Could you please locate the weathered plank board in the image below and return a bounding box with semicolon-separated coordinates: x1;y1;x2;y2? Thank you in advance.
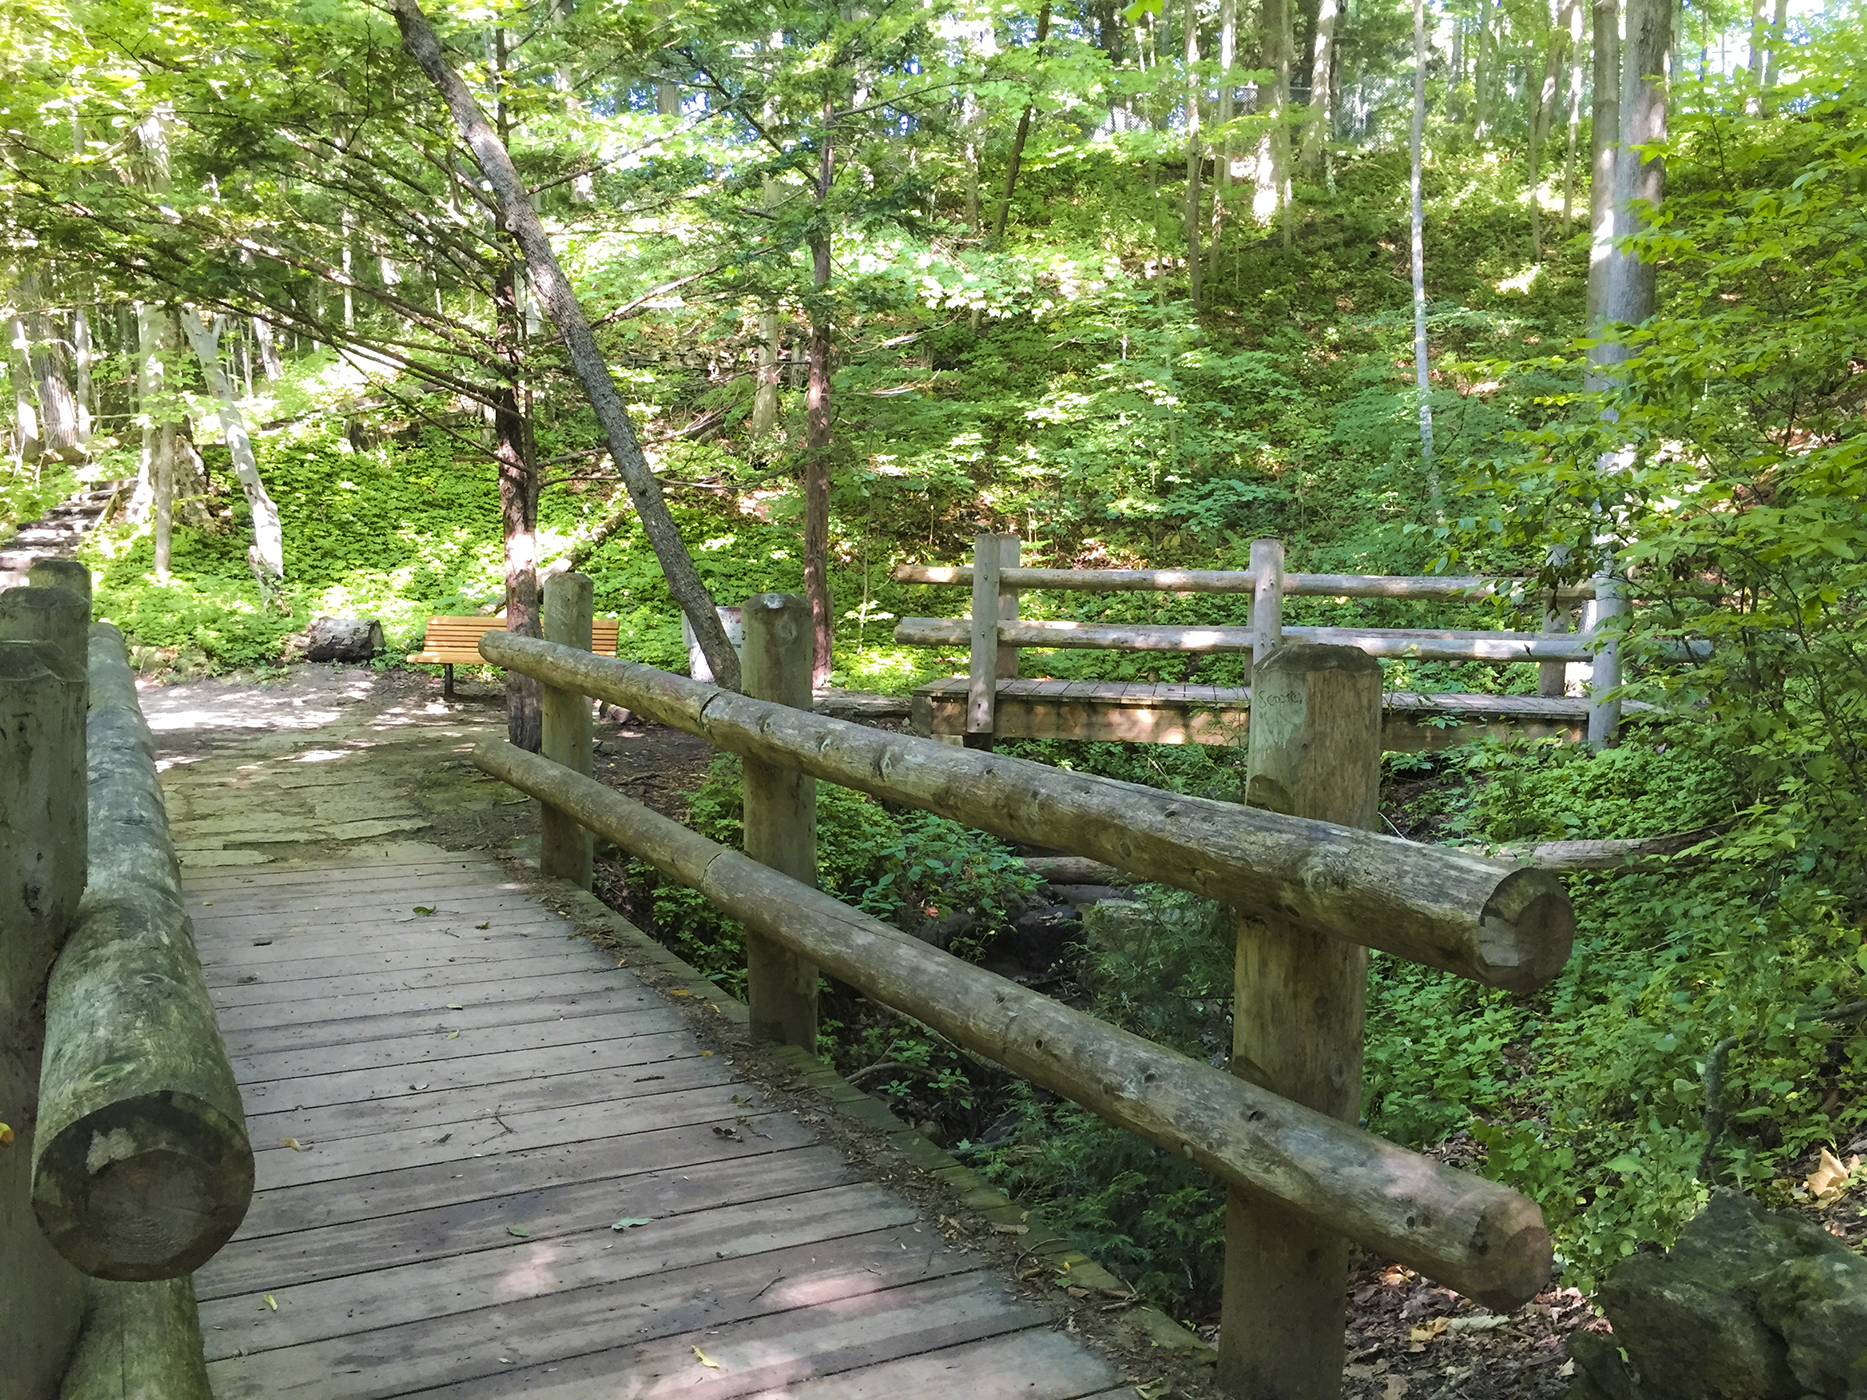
186;850;1123;1399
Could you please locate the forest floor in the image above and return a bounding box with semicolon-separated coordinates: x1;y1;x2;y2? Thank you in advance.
143;658;1617;1398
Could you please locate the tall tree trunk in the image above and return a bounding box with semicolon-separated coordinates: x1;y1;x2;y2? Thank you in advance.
1561;0;1585;228
495;379;541;750
7;315;39;467
1473;0;1497;141
991;1;1053;242
71;307;94;450
752;175;781;438
1184;0;1202;305
1209;0;1236;284
1270;0;1295;246
805;96;837;690
1760;0;1787;93
394;0;740;690
1585;0;1620;338
1411;0;1440;511
18;272;81;463
1601;0;1669;353
1300;0;1339;174
252;316;282;378
179;311;286;593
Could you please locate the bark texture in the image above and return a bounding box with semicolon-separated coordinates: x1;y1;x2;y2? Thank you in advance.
57;1278;213;1400
33;624;253;1281
177;312;284;590
0;635;89;1400
391;0;739;691
475;737;1553;1309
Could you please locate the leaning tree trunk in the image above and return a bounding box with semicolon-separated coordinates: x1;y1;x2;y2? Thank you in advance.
392;0;740;691
178;311;285;593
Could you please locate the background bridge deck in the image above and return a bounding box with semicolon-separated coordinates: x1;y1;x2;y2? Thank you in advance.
186;849;1135;1400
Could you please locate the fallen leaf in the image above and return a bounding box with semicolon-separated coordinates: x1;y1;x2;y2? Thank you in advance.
1065;1286;1090;1298
990;1223;1029;1235
668;988;692;997
394;915;415;923
446;1003;463;1010
280;1137;310;1152
1408;1317;1448;1343
1444;1312;1509;1334
0;1122;12;1146
1805;1148;1859;1206
475;921;490;930
1382;1377;1409;1400
446;1031;460;1040
263;1294;278;1311
413;906;436;916
507;1226;529;1238
692;1347;720;1369
611;1216;652;1231
1557;1360;1577;1379
699;1050;713;1057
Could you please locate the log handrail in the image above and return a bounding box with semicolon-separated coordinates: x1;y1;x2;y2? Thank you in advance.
895;563;1599;601
472;737;1553;1311
479;631;1573;991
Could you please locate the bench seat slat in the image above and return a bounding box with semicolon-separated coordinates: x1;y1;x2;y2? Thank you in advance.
407;615;618;666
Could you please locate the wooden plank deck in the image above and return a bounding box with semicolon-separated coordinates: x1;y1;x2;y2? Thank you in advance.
186;851;1133;1400
910;677;1657;750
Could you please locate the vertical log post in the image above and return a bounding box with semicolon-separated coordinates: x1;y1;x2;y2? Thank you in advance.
1586;570;1623;748
1247;536;1285;687
0;638;89;1399
1219;641;1384;1400
964;534;1007;749
27;559;93;608
1538;593;1569;699
994;536;1021;681
540;571;595;889
1;585;92;679
741;594;819;1049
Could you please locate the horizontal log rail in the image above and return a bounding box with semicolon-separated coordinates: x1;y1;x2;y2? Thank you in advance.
479;631;1573;991
472;738;1552;1311
33;625;254;1281
895;616;1606;662
894;563;1598;601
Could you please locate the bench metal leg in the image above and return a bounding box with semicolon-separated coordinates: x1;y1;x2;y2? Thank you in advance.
443;663;455;699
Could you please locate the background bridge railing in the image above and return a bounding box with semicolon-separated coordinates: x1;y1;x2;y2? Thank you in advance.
473;581;1578;1400
1;563;252;1400
892;534;1682;750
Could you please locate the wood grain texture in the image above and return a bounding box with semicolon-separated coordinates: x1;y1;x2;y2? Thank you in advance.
186;846;1123;1398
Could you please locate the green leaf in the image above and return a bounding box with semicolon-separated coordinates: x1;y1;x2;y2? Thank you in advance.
611;1216;653;1231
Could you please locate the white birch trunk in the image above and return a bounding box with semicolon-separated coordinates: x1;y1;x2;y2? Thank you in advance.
1184;0;1202;307
179;311;285;588
1410;0;1440;511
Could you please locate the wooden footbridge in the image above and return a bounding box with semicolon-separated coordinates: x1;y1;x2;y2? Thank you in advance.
4;565;1580;1400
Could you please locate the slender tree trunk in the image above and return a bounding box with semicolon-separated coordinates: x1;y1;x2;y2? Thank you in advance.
1561;0;1585;228
752;175;781;439
179;311;286;592
1586;0;1620;338
1411;0;1440;511
1529;4;1574;260
1760;0;1787;93
1300;0;1339;173
1270;0;1295;246
1209;0;1237;283
1474;0;1497;141
495;380;542;750
805;96;836;690
992;1;1053;241
252;316;282;378
1184;0;1203;305
7;315;39;467
18;272;81;463
71;307;94;450
394;0;740;690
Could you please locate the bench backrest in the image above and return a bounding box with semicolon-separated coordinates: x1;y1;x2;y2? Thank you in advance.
424;616;620;656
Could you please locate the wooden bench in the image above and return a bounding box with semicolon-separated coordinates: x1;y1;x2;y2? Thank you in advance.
408;615;619;696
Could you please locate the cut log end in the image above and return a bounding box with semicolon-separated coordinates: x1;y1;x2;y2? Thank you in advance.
34;1096;254;1281
1476;867;1576;992
1463;1198;1556;1313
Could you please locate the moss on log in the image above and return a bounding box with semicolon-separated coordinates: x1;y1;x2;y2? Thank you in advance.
58;1278;213;1400
32;624;253;1281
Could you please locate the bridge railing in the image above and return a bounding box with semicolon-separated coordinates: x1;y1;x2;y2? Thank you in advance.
893;534;1654;747
481;581;1577;1398
1;562;252;1398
